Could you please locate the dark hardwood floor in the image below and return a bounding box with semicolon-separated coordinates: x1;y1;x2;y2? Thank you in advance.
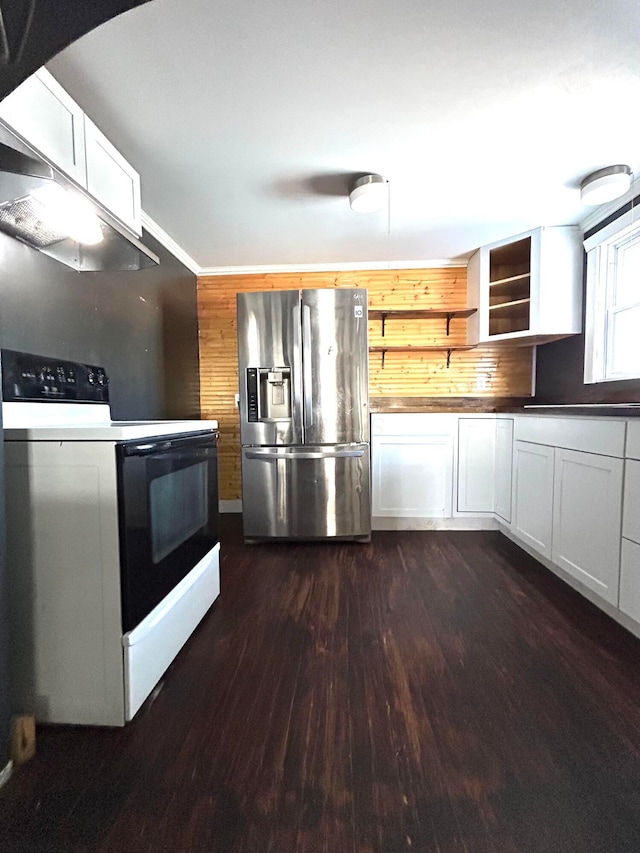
2;518;640;852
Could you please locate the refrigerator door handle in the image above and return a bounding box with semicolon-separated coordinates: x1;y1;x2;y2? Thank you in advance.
302;303;313;429
245;448;366;461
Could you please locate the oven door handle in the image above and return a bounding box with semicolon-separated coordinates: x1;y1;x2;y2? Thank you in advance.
122;432;219;456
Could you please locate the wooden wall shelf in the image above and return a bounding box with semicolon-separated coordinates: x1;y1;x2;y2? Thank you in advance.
369;308;477;337
369;345;475;369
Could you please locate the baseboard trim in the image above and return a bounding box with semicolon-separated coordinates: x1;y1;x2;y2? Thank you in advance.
220;500;242;513
497;523;640;642
372;517;499;531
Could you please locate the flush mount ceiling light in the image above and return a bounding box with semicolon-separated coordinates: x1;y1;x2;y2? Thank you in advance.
349;174;389;212
580;165;632;206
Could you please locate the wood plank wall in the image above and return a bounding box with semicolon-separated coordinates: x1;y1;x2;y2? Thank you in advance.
197;269;534;500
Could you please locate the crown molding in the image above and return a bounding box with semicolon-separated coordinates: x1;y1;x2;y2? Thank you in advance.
141;211;201;275
137;218;469;276
197;259;467;277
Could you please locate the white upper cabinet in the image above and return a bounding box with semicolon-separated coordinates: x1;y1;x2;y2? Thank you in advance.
0;68;141;234
467;226;583;345
84;116;141;235
0;68;87;185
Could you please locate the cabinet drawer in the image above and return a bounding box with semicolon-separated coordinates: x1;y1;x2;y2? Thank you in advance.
623;459;640;545
620;538;640;623
514;415;626;457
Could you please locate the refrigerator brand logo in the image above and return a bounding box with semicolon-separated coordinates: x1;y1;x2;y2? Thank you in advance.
354;306;364;318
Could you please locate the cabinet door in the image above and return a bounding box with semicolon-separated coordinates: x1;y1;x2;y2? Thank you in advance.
457;418;495;512
494;418;514;523
623;459;640;545
619;537;640;623
552;449;623;606
0;68;86;184
513;440;554;558
467;226;582;345
84;116;141;234
372;435;453;517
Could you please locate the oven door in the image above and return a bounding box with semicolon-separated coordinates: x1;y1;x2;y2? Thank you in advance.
117;431;219;632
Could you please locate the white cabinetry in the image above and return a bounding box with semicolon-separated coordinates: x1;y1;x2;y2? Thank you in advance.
457;417;495;513
0;68;86;184
0;68;141;234
623;459;640;544
551;449;623;606
620;539;640;623
467;226;583;345
84;116;141;235
371;415;455;521
619;430;640;622
494;418;513;523
513;440;555;558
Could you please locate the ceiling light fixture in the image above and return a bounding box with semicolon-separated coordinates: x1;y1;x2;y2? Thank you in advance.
349;174;389;213
580;165;632;206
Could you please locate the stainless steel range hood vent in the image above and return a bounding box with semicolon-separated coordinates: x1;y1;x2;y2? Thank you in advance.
0;126;159;272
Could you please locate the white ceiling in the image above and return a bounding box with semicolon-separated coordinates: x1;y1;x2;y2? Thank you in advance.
47;0;640;272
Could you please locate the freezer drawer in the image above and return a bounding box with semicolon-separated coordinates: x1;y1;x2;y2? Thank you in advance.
241;444;371;540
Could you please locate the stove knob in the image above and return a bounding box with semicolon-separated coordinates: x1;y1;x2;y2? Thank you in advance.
87;370;95;385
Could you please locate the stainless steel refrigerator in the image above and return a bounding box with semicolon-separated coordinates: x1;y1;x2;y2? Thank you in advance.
237;288;370;541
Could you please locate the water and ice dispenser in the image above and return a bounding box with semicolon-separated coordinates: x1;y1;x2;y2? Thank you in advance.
245;367;292;422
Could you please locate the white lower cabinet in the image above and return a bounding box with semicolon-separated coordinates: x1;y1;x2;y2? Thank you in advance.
551;449;623;606
372;433;454;517
457;418;495;513
513;440;554;559
620;538;640;622
623;459;640;544
494;418;514;523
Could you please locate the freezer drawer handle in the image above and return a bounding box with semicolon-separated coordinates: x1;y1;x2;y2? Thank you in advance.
245;448;365;460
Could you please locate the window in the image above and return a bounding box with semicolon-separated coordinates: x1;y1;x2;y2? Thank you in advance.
584;208;640;383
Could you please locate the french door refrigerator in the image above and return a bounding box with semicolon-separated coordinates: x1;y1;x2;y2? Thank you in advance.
237;288;370;541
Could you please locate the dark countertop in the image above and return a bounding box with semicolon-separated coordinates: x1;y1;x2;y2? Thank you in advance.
521;404;640;418
369;397;640;417
369;396;531;414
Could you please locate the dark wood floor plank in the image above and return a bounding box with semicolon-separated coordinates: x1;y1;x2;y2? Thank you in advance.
3;521;640;852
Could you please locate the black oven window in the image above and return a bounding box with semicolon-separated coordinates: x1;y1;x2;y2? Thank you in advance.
149;461;209;563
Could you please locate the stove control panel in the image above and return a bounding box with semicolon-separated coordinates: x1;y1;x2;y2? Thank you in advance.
1;349;110;403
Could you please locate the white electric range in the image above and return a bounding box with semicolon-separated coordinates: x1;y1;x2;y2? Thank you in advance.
2;349;221;726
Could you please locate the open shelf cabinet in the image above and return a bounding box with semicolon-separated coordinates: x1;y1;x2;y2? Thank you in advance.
467;226;583;345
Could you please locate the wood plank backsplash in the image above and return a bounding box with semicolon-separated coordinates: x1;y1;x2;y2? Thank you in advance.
197;268;534;500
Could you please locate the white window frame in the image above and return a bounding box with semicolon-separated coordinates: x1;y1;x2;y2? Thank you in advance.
584;208;640;383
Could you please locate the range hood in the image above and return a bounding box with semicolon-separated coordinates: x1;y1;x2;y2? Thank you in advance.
0;123;159;272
